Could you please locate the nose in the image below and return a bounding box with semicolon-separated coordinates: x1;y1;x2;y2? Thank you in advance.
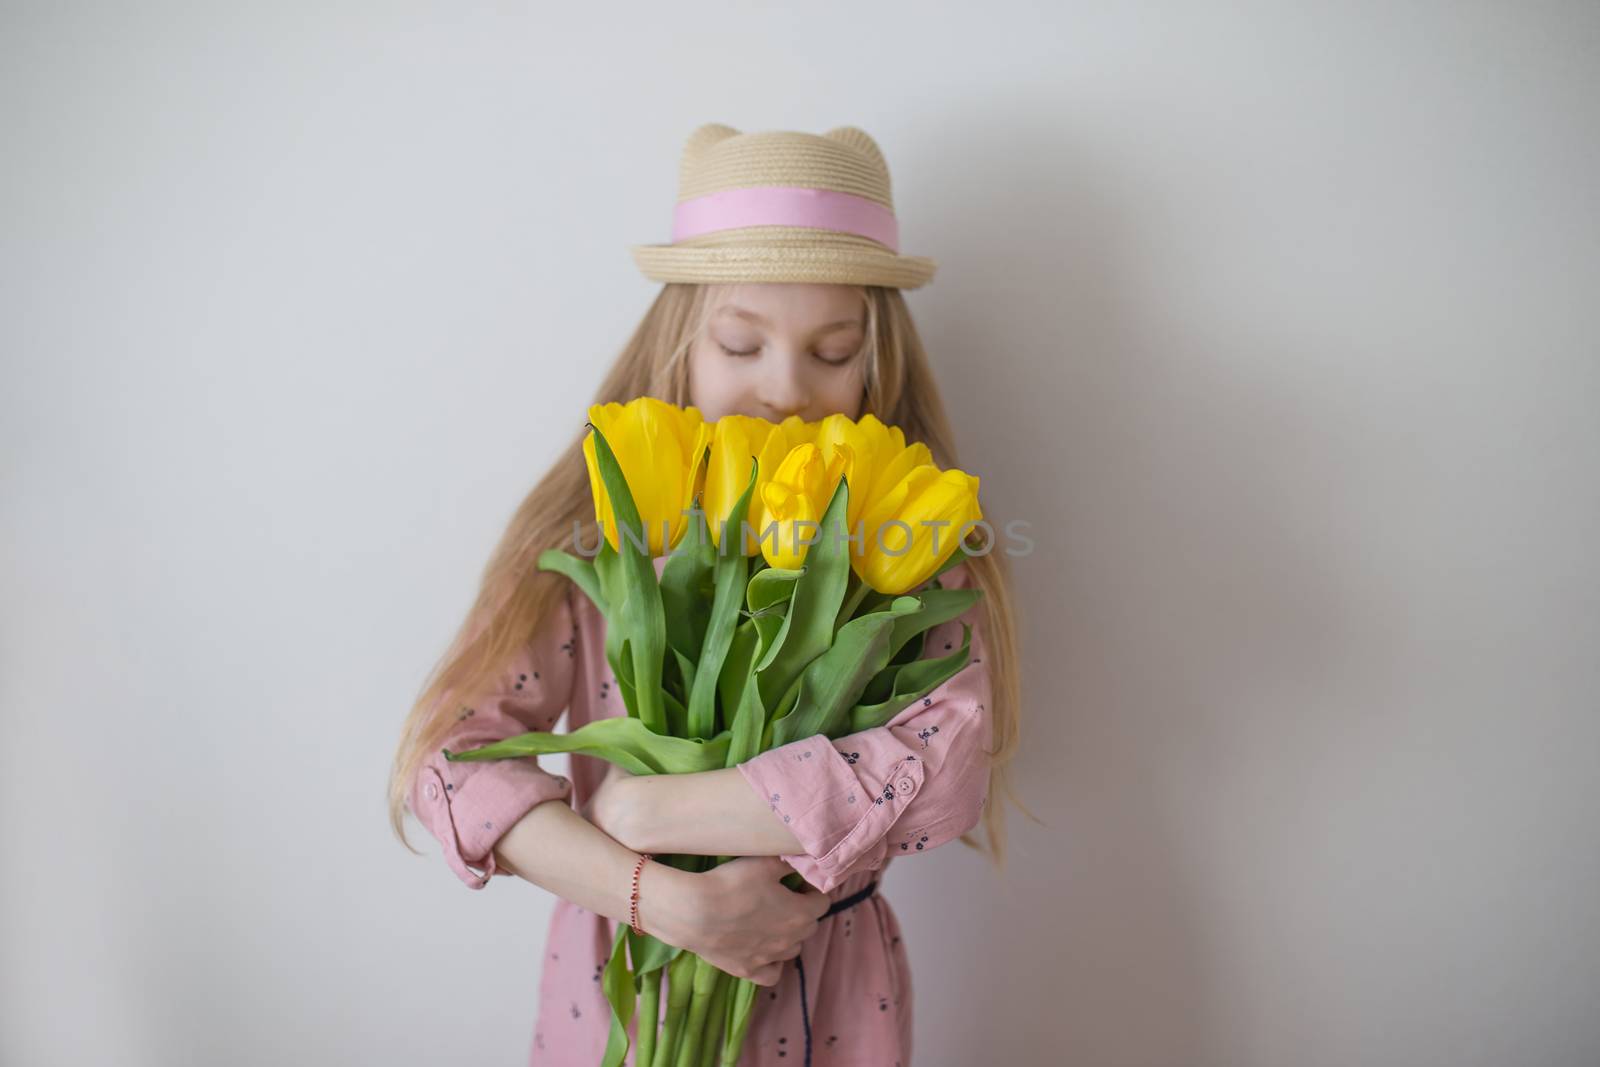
756;350;811;421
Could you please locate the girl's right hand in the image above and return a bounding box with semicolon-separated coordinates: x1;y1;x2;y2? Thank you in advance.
648;856;831;986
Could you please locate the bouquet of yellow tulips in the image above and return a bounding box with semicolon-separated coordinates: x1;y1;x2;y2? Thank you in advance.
444;397;984;1067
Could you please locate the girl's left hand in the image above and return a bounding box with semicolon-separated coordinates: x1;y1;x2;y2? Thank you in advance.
582;762;641;848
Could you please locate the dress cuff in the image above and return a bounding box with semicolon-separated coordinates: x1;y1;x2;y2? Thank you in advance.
736;733;926;892
413;758;573;889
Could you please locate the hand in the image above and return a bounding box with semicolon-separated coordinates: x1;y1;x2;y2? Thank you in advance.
648;856;830;987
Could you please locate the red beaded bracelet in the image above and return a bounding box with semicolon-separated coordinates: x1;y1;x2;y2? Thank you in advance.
629;853;652;935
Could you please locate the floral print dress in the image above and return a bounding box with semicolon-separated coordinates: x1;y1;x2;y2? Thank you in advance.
408;559;995;1066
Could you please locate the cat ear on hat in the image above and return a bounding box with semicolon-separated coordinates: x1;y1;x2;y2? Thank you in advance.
822;126;888;174
680;123;742;179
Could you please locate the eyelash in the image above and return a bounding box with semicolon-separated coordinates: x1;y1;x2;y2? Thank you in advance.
718;342;854;366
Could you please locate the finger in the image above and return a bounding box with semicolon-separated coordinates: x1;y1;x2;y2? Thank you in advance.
800;887;832;919
786;889;826;920
753;963;782;987
761;855;796;879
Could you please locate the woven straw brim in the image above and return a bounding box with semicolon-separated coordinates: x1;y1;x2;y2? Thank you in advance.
631;226;936;290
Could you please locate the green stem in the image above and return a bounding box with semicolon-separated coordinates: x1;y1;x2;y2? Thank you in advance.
674;955;720;1067
698;970;730;1067
637;969;661;1067
720;979;759;1067
833;571;872;629
653;951;697;1067
716;974;736;1066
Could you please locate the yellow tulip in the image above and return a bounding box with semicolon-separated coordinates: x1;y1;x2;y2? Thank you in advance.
755;442;850;570
854;465;983;594
583;397;713;556
703;414;815;555
812;413;934;535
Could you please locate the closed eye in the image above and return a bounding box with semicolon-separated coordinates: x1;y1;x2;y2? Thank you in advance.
720;341;858;366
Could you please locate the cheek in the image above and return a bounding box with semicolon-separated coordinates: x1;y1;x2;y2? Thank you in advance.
819;366;866;418
687;341;742;417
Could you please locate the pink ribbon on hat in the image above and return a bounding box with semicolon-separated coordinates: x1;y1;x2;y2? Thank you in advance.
670;185;900;252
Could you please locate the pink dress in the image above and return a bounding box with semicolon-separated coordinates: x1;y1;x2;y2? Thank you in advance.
408;558;995;1066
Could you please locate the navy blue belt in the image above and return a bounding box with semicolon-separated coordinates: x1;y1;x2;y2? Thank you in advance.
793;879;878;1066
822;878;879;918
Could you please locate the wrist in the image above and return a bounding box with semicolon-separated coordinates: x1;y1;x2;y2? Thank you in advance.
637;861;701;945
612;776;659;853
590;773;650;852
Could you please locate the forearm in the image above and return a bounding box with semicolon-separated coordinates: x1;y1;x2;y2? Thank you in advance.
623;767;806;856
491;798;690;939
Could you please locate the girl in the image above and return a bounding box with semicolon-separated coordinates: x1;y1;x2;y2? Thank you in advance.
388;124;1024;1066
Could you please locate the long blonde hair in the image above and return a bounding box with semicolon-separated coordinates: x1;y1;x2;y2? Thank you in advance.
387;283;1031;868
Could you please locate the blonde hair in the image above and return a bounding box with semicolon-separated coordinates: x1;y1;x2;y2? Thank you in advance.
387;283;1032;869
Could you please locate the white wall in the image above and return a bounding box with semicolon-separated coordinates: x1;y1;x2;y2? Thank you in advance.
3;3;1596;1065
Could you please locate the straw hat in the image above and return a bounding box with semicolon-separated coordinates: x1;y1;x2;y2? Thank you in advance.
630;124;938;290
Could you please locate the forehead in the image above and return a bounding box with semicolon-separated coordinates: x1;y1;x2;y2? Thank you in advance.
705;283;865;330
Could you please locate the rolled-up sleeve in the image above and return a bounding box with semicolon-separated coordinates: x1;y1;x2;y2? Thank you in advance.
408;582;582;889
736;562;994;892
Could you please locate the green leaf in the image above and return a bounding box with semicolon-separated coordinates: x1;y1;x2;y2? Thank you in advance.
626;929;680;978
746;566;804;613
660;514;715;664
754;477;851;707
717;620;759;728
800;586;981;723
599;924;635;1067
888;629;926;666
662;684;689;739
771;598;920;747
831;572;872;630
751;607;787;668
759;675;804;753
613;636;640;721
535;548;606;614
594;540;625;662
859;634;925;706
669;646;697;716
588;421;667;733
774;675;802;720
885;588;982;663
848;622;973;732
724;655;768;767
688;458;758;740
443;715;731;775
